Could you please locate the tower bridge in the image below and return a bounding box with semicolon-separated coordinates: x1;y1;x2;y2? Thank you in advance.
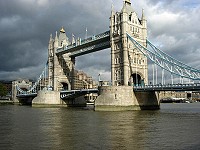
12;0;200;110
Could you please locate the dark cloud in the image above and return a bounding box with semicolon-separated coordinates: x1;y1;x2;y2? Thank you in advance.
0;0;112;80
0;0;200;83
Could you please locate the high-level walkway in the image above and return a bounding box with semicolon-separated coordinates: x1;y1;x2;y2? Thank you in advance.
56;31;110;57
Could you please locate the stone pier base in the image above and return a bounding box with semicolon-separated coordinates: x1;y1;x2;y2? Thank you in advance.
32;90;65;107
94;86;160;111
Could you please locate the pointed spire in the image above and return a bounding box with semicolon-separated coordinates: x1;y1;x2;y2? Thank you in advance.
142;9;146;20
72;33;75;44
55;31;58;41
111;1;115;15
48;34;53;49
54;31;59;48
49;34;53;42
141;9;147;28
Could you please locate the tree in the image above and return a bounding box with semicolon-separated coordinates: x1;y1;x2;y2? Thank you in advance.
0;83;7;97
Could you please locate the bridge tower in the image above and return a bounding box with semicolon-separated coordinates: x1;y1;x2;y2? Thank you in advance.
48;27;74;91
95;0;159;111
110;0;148;86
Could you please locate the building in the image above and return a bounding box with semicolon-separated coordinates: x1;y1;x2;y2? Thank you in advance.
0;80;12;95
110;0;148;86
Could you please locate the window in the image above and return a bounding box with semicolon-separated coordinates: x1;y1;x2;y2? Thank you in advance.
129;15;131;21
134;58;136;63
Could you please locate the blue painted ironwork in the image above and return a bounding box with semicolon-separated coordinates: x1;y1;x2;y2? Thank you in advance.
60;89;98;99
16;62;49;96
127;33;200;80
56;31;110;56
134;83;200;92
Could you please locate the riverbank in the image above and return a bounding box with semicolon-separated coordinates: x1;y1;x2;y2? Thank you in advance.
0;100;14;105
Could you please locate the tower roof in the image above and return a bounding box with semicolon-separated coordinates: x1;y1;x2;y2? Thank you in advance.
121;0;134;14
124;0;131;5
60;26;65;33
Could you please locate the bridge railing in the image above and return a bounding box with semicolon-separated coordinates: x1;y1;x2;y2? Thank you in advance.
56;31;110;53
134;83;200;90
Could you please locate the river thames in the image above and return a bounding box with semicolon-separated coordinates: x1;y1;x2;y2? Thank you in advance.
0;103;200;150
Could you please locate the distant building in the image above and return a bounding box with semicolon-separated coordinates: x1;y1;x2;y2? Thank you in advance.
73;70;98;90
0;80;12;95
159;91;200;102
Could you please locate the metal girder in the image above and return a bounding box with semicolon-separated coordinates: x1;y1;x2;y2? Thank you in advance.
134;83;200;92
127;33;200;80
16;63;48;96
56;31;110;56
60;89;98;99
69;41;110;57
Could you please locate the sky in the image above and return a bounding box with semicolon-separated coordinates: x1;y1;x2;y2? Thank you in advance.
0;0;200;83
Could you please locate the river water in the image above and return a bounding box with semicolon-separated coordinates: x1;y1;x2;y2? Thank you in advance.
0;103;200;150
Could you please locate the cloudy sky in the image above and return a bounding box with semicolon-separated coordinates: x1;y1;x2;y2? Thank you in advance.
0;0;200;83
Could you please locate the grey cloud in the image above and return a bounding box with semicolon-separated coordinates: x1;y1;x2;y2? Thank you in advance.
1;0;200;83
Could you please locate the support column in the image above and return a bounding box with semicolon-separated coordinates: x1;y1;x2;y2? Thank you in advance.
71;57;75;90
121;11;129;86
110;4;115;86
11;81;18;103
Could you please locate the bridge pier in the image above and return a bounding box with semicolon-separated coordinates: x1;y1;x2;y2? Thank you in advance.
94;86;160;111
32;90;87;107
32;90;65;107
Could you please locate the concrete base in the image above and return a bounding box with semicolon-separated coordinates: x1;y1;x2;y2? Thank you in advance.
32;90;65;107
94;86;160;111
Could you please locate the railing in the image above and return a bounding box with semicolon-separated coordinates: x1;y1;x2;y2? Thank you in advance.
69;41;110;57
134;83;200;91
60;89;98;99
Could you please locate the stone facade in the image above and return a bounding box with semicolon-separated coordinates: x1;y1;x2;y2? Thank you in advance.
48;28;72;91
48;27;97;92
32;90;64;106
95;86;159;111
95;0;159;111
110;0;148;86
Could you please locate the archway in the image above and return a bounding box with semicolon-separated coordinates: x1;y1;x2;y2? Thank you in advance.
61;82;69;91
130;73;144;86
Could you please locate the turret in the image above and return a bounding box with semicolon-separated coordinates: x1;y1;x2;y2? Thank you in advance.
48;34;54;56
110;3;115;35
58;26;69;47
48;34;53;49
54;31;58;48
141;9;147;28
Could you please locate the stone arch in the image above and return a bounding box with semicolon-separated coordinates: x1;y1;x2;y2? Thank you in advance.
59;78;71;91
129;72;144;86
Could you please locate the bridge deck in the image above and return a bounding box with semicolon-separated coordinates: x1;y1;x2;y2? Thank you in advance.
134;84;200;92
60;89;98;99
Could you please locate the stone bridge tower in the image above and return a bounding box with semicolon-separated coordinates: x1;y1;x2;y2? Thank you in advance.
110;0;148;86
48;27;75;91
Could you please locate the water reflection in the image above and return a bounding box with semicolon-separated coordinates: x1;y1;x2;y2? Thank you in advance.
0;104;200;150
56;109;160;150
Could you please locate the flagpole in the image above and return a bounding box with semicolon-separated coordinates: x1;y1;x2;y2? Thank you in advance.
85;27;87;39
